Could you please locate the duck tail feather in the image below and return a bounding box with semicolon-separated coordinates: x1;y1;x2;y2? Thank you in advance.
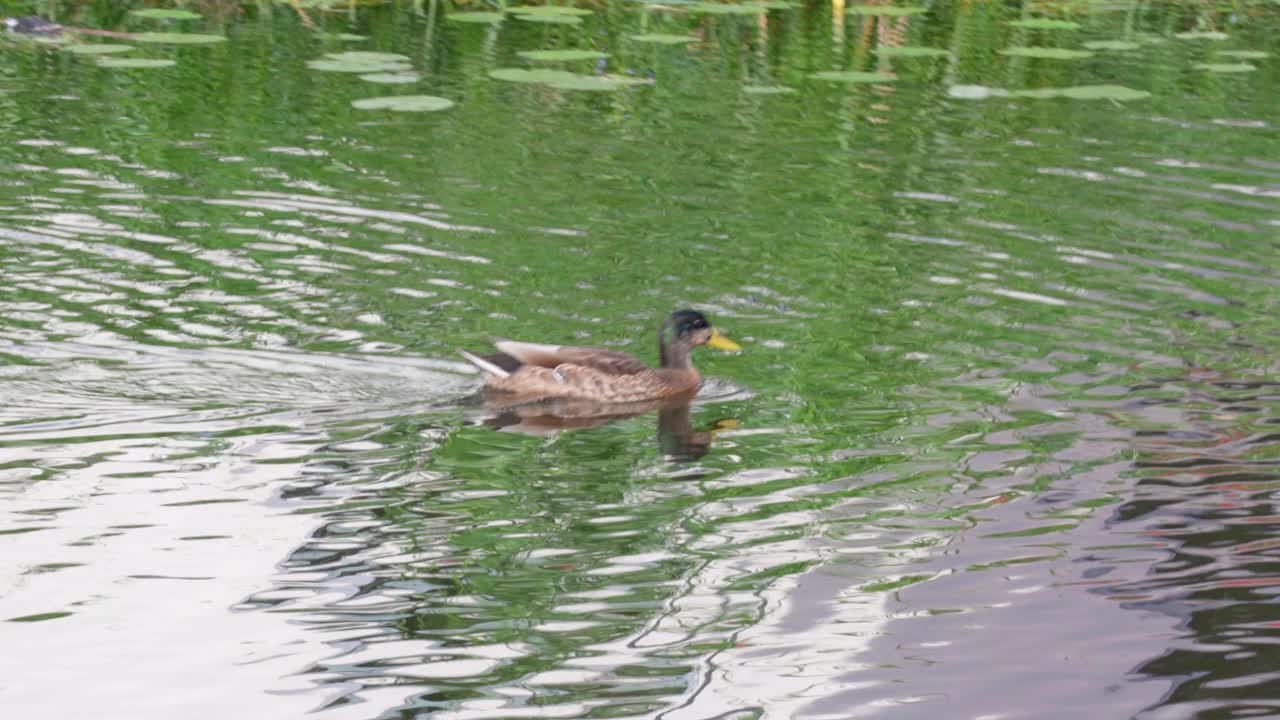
459;350;511;378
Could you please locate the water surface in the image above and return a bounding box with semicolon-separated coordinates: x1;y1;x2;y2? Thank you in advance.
1;2;1279;718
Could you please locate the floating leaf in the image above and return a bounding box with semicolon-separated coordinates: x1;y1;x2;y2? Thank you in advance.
1011;84;1150;100
130;8;202;19
134;32;227;44
508;5;595;15
96;57;176;68
629;33;699;44
847;5;925;15
325;51;411;63
874;46;949;57
351;95;454;112
1082;40;1140;50
688;2;768;14
488;67;579;83
1194;62;1256;73
360;72;421;83
1012;87;1061;98
810;70;895;83
447;11;505;23
1174;30;1228;40
308;59;412;72
947;84;1010;99
513;13;582;24
64;43;135;55
1216;50;1268;59
743;85;796;94
1010;18;1080;30
1000;46;1094;59
547;74;650;91
518;49;609;61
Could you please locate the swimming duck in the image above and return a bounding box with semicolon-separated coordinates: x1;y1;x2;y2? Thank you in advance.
3;16;63;34
3;15;135;39
460;309;740;404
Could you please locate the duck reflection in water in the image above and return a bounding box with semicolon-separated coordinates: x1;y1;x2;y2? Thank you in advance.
477;397;737;461
460;309;742;460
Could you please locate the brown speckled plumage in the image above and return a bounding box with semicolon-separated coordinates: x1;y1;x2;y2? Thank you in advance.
460;310;739;404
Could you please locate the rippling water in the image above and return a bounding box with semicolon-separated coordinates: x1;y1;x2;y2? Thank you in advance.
1;3;1279;719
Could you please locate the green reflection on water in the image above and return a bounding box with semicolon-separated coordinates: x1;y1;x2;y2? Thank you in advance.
1;0;1279;717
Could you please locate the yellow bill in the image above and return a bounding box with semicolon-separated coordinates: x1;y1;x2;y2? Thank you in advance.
706;329;741;352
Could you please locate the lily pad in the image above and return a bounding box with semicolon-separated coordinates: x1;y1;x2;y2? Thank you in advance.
629;33;699;44
130;8;203;19
352;95;454;112
947;84;1010;99
488;67;579;83
1174;30;1228;40
1194;62;1256;73
360;72;422;83
847;5;925;15
325;51;410;63
1011;87;1061;98
1011;84;1150;100
308;59;412;73
518;49;609;61
1082;40;1139;50
1216;50;1267;59
1059;85;1150;99
513;13;583;24
447;11;505;23
743;85;796;94
508;5;595;15
874;46;949;57
134;32;227;44
688;2;768;14
1000;46;1094;59
810;70;895;83
64;43;135;55
547;74;651;91
96;57;176;68
1010;19;1081;30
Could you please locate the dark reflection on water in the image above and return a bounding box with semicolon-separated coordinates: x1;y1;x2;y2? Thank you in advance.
2;1;1280;719
776;370;1280;720
477;395;743;462
1114;377;1280;719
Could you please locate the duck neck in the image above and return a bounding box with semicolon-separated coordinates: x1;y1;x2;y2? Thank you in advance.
659;337;693;370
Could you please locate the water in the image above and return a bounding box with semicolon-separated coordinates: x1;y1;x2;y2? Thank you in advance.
2;3;1279;718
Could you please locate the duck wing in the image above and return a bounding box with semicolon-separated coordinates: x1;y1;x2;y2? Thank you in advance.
486;362;675;403
493;340;651;376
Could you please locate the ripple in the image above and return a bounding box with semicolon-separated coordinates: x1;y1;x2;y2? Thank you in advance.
2;9;1279;720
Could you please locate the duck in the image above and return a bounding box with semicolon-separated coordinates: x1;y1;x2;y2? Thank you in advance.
3;16;63;34
3;15;135;39
460;309;740;404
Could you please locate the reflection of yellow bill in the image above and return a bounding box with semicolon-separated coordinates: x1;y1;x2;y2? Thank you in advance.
706;329;742;352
